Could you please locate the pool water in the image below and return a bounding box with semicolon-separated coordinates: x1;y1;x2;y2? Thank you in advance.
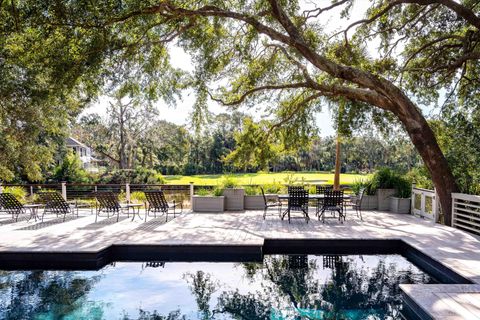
0;254;436;319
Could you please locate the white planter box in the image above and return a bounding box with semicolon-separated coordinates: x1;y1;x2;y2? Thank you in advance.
360;195;378;210
244;195;266;210
223;188;245;211
377;189;396;210
389;197;411;214
192;196;225;212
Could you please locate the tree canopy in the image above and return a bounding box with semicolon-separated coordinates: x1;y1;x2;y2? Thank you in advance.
1;0;479;222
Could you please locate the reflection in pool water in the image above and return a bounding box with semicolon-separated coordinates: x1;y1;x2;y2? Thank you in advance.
0;254;436;319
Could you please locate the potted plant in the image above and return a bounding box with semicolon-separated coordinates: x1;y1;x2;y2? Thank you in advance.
243;186;265;210
192;187;225;212
389;176;412;214
370;168;397;210
221;176;245;211
352;180;378;210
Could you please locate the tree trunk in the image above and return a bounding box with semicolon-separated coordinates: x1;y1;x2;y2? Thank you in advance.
396;110;457;225
333;135;341;190
119;105;128;170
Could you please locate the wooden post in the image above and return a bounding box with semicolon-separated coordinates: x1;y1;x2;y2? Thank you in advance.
190;182;194;207
61;182;67;201
126;183;131;203
411;183;416;215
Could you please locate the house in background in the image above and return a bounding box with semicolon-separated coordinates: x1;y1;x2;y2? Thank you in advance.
65;137;100;172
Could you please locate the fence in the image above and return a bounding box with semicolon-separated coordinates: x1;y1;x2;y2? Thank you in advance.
0;183;193;208
411;185;438;222
452;193;480;236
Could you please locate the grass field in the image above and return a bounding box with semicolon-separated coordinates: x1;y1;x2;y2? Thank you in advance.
163;171;370;186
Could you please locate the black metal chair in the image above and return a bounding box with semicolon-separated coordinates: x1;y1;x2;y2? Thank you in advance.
346;188;364;221
0;193;27;221
144;190;181;222
38;192;75;222
94;192;141;222
283;188;309;223
315;185;333;216
316;185;333;194
319;190;345;223
287;185;305;193
260;187;282;219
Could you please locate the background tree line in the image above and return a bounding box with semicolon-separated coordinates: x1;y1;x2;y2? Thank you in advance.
66;94;421;178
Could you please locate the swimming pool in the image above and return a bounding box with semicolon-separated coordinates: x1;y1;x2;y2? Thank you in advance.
0;254;437;319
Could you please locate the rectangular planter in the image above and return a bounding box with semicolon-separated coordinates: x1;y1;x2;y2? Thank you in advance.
377;189;396;210
389;197;411;214
244;195;266;210
360;195;378;210
192;196;225;212
223;188;245;211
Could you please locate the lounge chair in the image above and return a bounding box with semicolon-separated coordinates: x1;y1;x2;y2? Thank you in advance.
319;190;345;223
94;192;142;222
0;193;28;221
144;190;181;222
260;187;282;219
37;191;76;222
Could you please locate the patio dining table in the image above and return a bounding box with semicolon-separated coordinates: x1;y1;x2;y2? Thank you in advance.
275;193;353;221
276;194;352;200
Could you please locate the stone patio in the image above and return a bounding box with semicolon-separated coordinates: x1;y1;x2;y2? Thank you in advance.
0;208;479;319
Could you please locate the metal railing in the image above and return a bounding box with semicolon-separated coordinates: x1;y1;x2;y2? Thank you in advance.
0;182;193;208
452;193;480;236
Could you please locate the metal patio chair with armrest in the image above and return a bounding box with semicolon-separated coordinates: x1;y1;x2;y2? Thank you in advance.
144;190;182;222
94;192;142;222
38;191;76;222
319;190;345;223
345;188;364;221
0;193;28;221
283;188;310;224
260;187;282;219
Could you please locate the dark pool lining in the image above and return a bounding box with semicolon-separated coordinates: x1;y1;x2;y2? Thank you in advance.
0;239;474;285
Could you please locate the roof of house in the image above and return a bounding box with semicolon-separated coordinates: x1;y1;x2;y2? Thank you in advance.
65;137;89;148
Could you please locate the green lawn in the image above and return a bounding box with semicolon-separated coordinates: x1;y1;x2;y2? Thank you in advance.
163;171;370;186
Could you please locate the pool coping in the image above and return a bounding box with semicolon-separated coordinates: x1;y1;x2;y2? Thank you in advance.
0;238;476;319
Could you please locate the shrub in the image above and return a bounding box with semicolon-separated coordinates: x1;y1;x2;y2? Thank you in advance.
393;175;412;198
52;151;91;183
356;168;413;197
213;187;224;196
220;175;238;189
369;168;397;190
244;185;260;195
262;182;284;194
195;188;211;196
406;167;434;190
98;168;166;184
351;179;369;195
130;191;146;203
2;186;28;203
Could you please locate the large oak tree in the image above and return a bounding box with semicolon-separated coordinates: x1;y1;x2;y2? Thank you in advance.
2;0;479;224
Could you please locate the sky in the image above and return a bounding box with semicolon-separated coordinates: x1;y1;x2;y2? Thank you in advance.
81;1;377;137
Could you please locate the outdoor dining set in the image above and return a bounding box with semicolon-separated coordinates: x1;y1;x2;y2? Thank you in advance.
261;185;364;224
0;190;180;223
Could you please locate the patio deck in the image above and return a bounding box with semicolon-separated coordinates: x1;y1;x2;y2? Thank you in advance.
0;208;479;319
